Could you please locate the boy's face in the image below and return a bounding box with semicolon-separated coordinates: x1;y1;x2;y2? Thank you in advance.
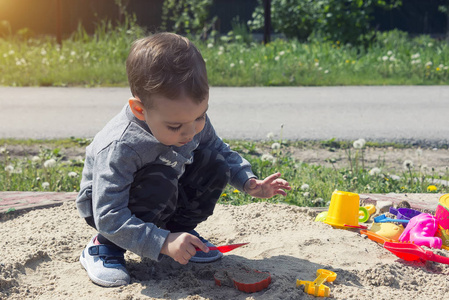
137;94;209;147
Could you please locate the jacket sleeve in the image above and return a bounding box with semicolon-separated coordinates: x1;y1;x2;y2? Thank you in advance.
91;141;169;261
199;115;257;192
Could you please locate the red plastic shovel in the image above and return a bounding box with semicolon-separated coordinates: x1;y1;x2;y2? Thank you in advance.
384;241;449;264
196;243;249;253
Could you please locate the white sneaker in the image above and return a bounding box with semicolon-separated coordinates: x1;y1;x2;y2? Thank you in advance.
79;236;130;287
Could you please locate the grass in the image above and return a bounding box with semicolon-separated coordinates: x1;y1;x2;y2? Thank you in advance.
0;16;448;87
1;138;448;208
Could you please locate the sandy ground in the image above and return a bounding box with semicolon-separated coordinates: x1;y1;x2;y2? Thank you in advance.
1;201;449;300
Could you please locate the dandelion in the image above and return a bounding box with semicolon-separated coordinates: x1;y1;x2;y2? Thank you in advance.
279;51;285;56
387;50;393;56
217;51;223;56
230;63;235;68
271;142;281;150
390;175;401;181
219;46;224;52
31;156;40;162
4;165;14;173
324;70;329;74
40;48;47;56
425;61;433;67
261;153;275;163
389;56;396;62
0;147;6;154
301;184;309;190
68;171;78;178
427;185;438;192
421;164;429;173
253;63;260;68
207;43;213;48
368;167;381;176
266;132;274;139
44;158;57;168
436;67;441;71
233;189;239;194
382;56;389;61
303;192;310;197
70;51;76;56
239;60;244;65
353;138;366;149
8;50;14;55
42;182;50;189
275;56;280;61
411;53;420;59
428;42;433;47
403;159;414;170
314;62;319;67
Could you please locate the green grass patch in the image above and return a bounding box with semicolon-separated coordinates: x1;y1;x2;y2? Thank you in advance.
1;139;447;207
0;17;448;87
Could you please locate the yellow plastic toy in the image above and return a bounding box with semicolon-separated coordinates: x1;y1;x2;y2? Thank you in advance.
370;222;404;241
296;269;337;297
324;191;367;229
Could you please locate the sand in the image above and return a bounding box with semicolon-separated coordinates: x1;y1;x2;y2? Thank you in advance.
1;201;449;300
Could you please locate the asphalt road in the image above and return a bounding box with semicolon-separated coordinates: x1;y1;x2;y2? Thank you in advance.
1;86;448;145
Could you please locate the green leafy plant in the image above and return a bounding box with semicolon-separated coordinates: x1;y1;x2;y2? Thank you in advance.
161;0;217;38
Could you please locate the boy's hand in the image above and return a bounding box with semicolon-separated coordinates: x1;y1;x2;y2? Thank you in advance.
160;232;209;265
244;172;291;198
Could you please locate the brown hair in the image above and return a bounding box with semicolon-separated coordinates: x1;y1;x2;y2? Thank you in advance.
126;32;209;108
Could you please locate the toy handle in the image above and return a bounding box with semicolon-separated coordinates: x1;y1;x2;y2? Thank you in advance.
429;252;449;265
389;207;399;216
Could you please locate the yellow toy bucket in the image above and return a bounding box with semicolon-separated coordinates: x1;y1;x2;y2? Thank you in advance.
324;191;364;229
435;194;449;248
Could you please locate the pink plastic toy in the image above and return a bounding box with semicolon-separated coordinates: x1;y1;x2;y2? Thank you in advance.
398;213;442;249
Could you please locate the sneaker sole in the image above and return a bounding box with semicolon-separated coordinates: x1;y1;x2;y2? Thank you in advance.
189;252;223;263
79;251;129;287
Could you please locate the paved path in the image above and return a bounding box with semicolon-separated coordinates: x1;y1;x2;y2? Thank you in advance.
1;86;448;215
1;86;449;145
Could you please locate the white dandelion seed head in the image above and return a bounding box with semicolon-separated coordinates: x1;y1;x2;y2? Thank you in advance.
303;192;310;197
387;50;393;56
261;153;275;162
271;142;281;150
425;61;433;66
230;63;235;68
390;175;401;181
301;184;310;190
42;182;50;189
403;159;414;170
44;158;57;168
68;171;78;178
266;132;275;139
0;147;6;154
275;56;280;61
382;56;389;61
5;165;14;173
207;43;213;48
279;51;285;56
353;138;366;149
416;148;423;156
368;167;381;176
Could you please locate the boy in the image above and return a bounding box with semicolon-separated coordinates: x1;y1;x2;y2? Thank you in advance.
76;32;291;287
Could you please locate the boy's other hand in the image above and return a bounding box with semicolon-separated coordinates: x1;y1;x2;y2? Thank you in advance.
160;232;209;264
244;172;291;198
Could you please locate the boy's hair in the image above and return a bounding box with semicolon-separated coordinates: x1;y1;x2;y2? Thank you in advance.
126;32;209;108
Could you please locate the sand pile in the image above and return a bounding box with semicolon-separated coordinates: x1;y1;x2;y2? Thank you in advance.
1;201;448;299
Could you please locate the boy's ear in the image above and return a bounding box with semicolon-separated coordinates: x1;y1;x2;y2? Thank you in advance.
128;98;146;121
